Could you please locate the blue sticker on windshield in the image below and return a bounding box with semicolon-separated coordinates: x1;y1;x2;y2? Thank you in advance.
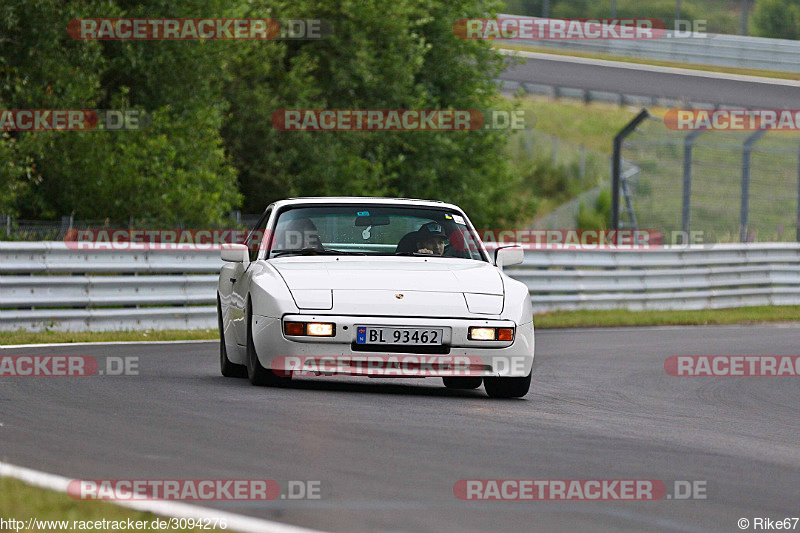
357;211;370;216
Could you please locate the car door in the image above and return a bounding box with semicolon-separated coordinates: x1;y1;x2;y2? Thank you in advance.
230;208;271;346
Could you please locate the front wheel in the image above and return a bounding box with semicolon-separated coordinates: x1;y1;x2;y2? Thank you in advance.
218;297;246;378
484;372;531;398
246;302;292;387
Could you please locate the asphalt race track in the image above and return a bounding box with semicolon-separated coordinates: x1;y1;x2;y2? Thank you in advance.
2;324;799;532
498;51;800;108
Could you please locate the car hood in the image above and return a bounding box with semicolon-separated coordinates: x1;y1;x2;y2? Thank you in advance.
269;257;504;315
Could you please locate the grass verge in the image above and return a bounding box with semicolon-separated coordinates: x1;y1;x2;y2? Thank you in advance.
0;328;218;346
534;306;800;328
0;477;202;532
2;307;799;346
511;96;642;153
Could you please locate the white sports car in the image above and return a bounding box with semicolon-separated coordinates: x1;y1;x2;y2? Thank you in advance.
217;197;534;398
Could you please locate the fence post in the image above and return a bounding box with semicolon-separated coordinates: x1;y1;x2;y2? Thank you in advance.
580;144;586;180
740;0;749;36
551;135;558;166
612;109;650;230
682;129;706;234
525;129;533;156
740;129;768;242
59;216;71;239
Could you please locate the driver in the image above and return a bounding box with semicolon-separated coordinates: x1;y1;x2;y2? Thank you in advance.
415;225;448;255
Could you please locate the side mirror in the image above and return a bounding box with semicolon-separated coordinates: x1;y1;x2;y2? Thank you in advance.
495;245;524;269
221;243;249;263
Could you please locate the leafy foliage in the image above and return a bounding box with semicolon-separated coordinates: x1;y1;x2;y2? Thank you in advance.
752;0;800;40
1;0;536;228
577;188;611;229
0;0;240;223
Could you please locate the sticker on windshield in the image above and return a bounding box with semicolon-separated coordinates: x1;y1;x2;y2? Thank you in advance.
452;214;465;225
445;214;453;219
357;211;370;216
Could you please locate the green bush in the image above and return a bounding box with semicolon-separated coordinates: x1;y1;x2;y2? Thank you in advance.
577;188;612;229
751;0;800;39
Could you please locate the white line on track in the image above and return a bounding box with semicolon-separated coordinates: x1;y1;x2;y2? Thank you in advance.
536;322;800;334
499;48;800;87
0;461;327;533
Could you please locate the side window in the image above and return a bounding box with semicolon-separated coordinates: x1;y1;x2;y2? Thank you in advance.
247;209;271;262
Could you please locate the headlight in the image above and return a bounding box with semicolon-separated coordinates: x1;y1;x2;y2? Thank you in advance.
469;326;514;341
307;323;334;336
284;321;335;337
469;327;496;341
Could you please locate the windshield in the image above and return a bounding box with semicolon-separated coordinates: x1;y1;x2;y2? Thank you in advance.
266;205;487;261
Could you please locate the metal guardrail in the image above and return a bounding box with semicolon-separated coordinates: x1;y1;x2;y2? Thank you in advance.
497;15;800;73
1;242;799;331
0;242;221;332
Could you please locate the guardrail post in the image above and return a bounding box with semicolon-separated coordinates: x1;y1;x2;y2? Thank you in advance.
797;143;800;242
682;129;707;234
612;109;650;230
740;129;768;242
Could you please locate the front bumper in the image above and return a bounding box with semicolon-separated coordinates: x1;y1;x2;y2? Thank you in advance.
251;314;534;378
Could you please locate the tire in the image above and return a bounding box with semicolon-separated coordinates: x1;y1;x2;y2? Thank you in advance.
484;372;531;398
442;377;483;389
218;297;246;378
246;300;292;387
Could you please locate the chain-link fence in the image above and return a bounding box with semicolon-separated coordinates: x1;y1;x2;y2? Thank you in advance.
618;114;800;243
510;128;611;229
515;128;608;180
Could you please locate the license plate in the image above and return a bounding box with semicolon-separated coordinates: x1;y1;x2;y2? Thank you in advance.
356;327;443;345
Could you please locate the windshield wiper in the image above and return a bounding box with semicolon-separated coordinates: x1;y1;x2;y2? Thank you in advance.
271;248;366;257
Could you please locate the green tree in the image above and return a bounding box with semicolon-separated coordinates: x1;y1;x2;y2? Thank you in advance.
222;0;535;228
0;0;240;223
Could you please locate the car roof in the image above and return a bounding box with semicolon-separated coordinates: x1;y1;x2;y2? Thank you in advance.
271;197;463;211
